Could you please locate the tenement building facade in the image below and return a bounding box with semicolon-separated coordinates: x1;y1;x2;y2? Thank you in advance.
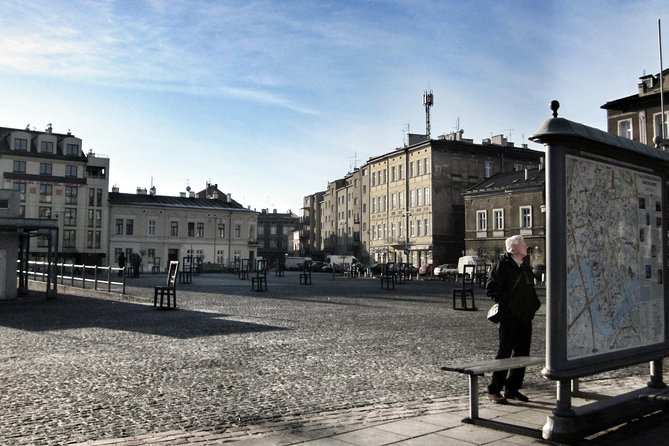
0;124;110;264
108;184;258;272
303;132;544;266
602;69;669;148
463;167;545;266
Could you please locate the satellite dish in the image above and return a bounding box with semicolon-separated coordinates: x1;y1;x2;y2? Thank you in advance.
186;186;191;192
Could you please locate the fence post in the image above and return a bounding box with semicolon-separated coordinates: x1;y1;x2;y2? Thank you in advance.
94;266;98;290
108;266;112;292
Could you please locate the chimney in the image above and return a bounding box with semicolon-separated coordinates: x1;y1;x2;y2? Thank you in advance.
150;186;156;196
226;193;231;202
136;187;147;195
112;186;119;193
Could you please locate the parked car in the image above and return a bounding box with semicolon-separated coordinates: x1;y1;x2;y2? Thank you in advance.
532;264;546;283
433;263;458;280
418;263;433;277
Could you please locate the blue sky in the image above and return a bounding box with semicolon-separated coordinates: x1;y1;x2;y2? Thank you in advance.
1;0;668;213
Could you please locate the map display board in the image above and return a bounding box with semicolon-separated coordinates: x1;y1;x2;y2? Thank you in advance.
565;154;665;360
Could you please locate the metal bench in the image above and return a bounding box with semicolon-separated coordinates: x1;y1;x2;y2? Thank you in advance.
441;356;544;422
154;260;179;310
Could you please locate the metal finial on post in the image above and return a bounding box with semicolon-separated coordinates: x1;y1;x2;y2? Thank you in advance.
551;100;560;118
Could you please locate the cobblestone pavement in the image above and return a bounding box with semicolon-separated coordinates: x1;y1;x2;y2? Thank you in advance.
0;273;646;445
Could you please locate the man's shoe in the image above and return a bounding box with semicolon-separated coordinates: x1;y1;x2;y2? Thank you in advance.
487;393;507;404
505;390;529;402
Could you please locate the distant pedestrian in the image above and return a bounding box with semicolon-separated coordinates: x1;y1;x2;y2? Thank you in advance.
486;235;541;404
117;252;126;277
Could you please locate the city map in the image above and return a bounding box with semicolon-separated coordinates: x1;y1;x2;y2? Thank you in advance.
565;155;665;360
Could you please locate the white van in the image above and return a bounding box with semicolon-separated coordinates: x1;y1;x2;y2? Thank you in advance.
284;256;312;270
457;256;487;277
325;255;360;267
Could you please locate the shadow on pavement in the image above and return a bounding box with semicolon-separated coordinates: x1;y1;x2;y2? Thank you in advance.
0;291;286;339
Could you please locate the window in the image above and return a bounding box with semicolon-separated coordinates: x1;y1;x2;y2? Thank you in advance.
89;188;95;206
39;206;52;218
13;160;26;173
398;164;403;180
520;206;532;228
476;210;487;231
66;143;79;156
391;166;396;182
65;186;78;204
485;161;494;178
249;225;256;239
235;224;241;238
423;159;429;175
96;188;103;206
13;182;26;200
188;222;195;237
64;208;76;226
399;191;403;209
148;220;156;235
617;119;633;139
493;209;504;230
171;221;178;237
148;248;155;258
40;141;54;153
391;193;397;210
116;219;123;235
416;161;421;176
423;187;430;206
65;165;78;177
423;218;429;236
88;209;94;227
398;220;403;238
218;223;225;238
95;210;102;227
197;222;204;237
39;184;52;203
87;230;94;249
654;111;669;139
409;161;414;177
94;231;101;249
63;229;76;248
40;163;52;175
125;219;134;235
410;220;415;237
14;138;28;151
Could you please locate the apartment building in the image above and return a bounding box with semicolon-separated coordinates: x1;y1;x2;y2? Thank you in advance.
299;192;323;256
0;125;110;264
601;69;669;148
256;208;299;267
463;168;545;265
303;131;544;267
108;185;258;272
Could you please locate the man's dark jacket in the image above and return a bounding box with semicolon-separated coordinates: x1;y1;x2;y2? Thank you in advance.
486;253;540;322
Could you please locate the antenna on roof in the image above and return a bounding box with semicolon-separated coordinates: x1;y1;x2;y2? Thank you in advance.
423;90;434;138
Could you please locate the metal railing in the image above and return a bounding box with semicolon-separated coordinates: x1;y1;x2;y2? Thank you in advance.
18;260;126;294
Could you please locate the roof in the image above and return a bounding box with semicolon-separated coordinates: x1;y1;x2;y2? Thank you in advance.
530;116;669;163
109;192;254;212
466;168;544;195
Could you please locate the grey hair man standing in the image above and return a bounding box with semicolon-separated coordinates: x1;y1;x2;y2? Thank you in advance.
486;235;541;404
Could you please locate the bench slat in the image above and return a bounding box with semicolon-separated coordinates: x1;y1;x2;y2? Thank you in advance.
442;356;544;375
